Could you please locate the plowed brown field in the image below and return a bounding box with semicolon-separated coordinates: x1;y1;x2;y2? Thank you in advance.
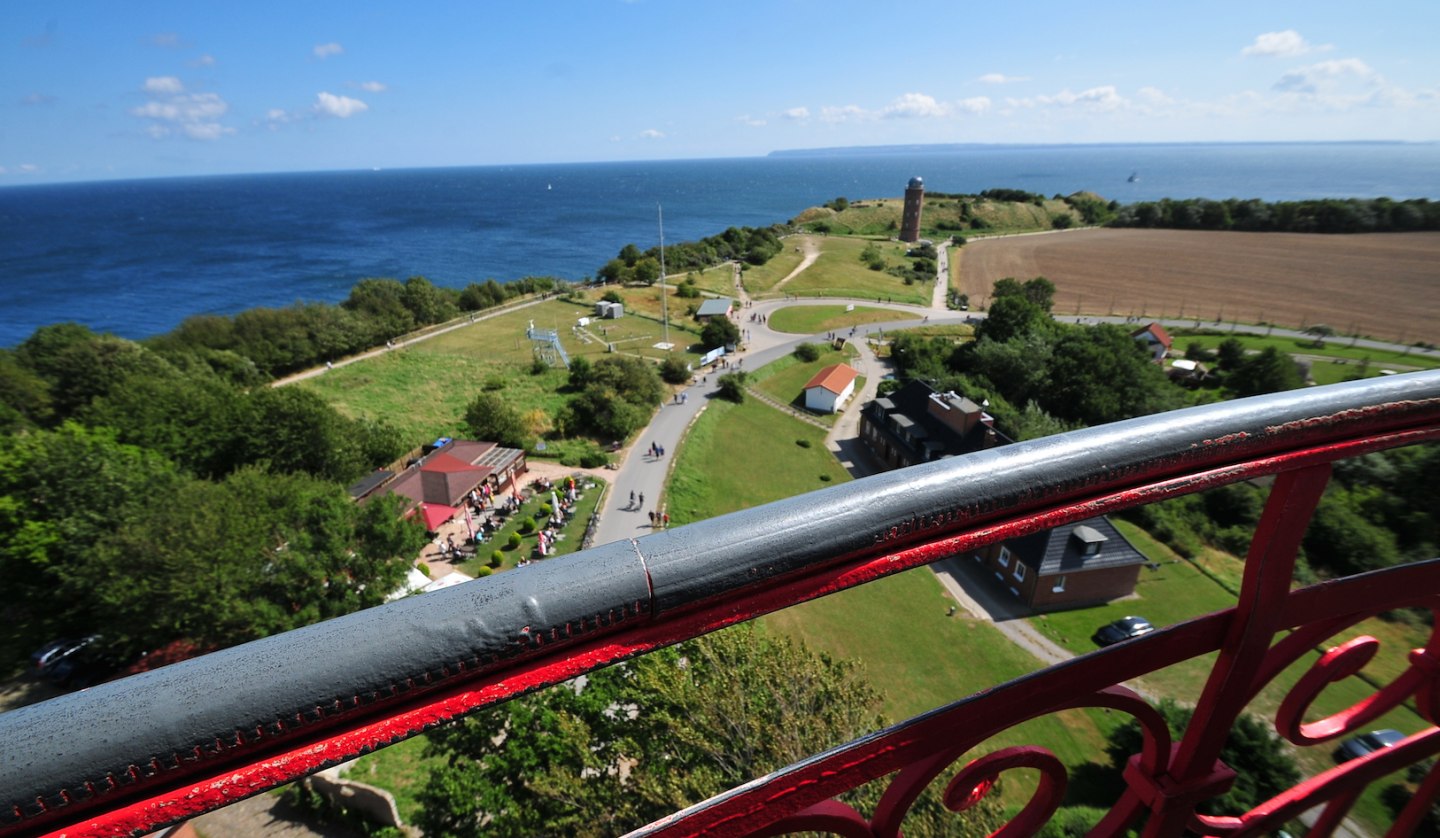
955;229;1440;343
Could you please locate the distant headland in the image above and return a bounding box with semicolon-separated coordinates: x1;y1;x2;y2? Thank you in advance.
766;140;1418;158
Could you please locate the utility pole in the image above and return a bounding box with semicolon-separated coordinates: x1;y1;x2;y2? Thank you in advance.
659;204;669;348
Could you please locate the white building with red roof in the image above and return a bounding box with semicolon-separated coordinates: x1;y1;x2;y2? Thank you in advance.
802;363;860;414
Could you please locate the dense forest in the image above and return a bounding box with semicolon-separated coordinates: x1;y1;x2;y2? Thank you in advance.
0;313;434;672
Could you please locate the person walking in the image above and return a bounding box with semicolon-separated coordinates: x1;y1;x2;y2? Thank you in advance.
629;490;635;507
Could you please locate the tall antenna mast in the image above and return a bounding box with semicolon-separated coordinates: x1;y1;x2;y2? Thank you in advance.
659;203;669;347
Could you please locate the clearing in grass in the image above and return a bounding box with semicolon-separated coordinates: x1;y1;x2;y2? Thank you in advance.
766;304;922;335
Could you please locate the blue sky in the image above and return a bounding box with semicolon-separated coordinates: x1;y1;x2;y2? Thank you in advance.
3;1;1436;184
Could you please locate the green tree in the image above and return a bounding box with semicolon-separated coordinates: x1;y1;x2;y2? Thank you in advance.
566;356;593;391
1106;699;1300;817
700;317;740;351
416;626;889;837
632;258;661;285
977;295;1048;343
1216;338;1246;372
1225;347;1304;397
1041;325;1181;426
715;371;747;403
793;343;821;363
659;354;690;385
464;392;532;449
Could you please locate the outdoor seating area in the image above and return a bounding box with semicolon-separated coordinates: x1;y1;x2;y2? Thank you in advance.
418;466;604;580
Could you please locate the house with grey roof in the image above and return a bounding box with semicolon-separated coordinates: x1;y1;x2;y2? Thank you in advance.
972;516;1149;611
859;380;1148;611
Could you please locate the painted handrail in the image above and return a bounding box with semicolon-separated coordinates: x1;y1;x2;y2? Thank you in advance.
3;371;1439;836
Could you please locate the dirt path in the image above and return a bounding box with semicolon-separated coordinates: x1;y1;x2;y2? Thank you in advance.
771;236;822;293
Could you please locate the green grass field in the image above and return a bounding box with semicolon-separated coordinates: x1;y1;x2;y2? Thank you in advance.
777;237;932;305
664;395;850;525
737;241;810;295
766;303;921;335
297;297;700;448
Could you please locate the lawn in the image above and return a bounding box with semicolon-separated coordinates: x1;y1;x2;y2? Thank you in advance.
296;297;700;450
737;239;811;295
1171;330;1440;372
779;237;932;305
766;304;919;335
664;395;850;525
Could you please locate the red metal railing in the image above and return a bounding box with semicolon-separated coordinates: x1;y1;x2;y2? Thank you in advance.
3;371;1440;837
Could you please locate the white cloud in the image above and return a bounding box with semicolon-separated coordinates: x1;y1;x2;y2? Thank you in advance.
882;92;949;119
979;73;1028;84
151;32;181;48
736;114;766;127
358;81;387;93
144;76;184;94
820;104;865;123
1274;58;1381;94
955;96;992;114
191;54;216;67
1137;86;1175;106
314;91;368;118
0;163;42;176
783;106;810;120
639;128;665;139
313;42;344;59
132;82;233;140
21;92;56;106
1010;85;1126;111
1242;30;1328;58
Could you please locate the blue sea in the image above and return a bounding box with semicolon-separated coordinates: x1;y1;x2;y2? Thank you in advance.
2;141;1438;348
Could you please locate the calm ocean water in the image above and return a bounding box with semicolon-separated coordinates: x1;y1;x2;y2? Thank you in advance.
2;142;1437;348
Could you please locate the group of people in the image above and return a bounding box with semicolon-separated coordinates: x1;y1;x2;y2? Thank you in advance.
648;509;670;529
649;441;666;458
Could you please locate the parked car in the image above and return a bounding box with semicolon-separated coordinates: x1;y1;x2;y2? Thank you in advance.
34;634;102;682
45;643;122;689
1092;616;1155;647
1335;729;1406;762
30;638;78;673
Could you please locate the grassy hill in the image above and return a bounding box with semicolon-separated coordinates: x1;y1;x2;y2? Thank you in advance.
792;191;1093;239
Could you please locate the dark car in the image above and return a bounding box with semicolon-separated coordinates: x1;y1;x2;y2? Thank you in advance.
1092;616;1155;647
30;638;78;673
35;634;102;682
1335;729;1406;762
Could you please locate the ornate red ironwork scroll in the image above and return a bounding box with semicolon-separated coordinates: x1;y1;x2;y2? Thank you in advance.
2;372;1439;837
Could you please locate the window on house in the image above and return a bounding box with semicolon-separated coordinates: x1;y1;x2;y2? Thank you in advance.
1013;562;1026;582
997;546;1010;567
1052;575;1067;593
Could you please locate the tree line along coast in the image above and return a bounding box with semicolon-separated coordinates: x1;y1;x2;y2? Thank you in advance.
2;187;1437;834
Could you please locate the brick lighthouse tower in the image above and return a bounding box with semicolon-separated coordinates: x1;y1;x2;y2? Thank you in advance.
899;176;924;242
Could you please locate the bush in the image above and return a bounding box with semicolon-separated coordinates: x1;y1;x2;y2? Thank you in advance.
793;343;821;363
579;450;610;469
819;474;832;482
538;503;552;517
417;562;431;578
795;439;811;448
519;516;537;534
507;532;522;550
660;354;690;384
489;550;504;568
716;372;747;403
474;566;492;578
